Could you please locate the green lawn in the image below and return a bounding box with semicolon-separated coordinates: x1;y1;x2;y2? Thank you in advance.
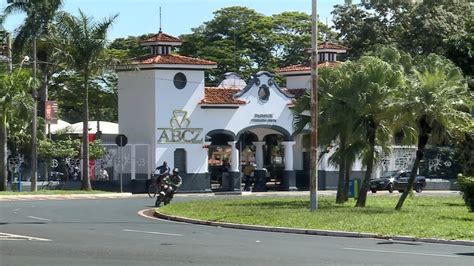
159;196;474;240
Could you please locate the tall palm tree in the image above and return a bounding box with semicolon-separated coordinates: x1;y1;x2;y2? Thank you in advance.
54;10;117;190
395;54;473;210
292;66;364;203
352;56;405;207
0;70;33;191
4;0;64;191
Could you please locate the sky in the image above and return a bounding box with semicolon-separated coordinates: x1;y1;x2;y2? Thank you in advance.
1;0;345;40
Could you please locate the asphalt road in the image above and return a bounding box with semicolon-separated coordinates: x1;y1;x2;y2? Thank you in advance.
0;195;473;266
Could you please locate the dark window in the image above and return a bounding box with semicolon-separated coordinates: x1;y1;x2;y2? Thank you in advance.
173;72;187;89
174;149;187;174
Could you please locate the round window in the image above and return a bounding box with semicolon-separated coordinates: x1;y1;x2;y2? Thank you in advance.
173;72;187;89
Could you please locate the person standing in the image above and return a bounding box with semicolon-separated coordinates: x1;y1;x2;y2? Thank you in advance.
243;161;255;191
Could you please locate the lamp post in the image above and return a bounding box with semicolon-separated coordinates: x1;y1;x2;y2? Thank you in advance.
310;0;319;211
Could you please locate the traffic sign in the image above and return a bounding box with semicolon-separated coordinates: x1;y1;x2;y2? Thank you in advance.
115;134;128;147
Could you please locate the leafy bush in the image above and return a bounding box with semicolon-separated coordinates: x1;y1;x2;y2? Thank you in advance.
457;174;474;212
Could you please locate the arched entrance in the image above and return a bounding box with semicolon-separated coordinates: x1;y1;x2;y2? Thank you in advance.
206;130;238;191
237;125;296;191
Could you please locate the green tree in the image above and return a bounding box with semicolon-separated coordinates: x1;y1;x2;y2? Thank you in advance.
350;56;405;207
395;54;473;210
178;6;337;83
108;33;154;59
292;66;364;203
0;70;33;191
54;10;117;190
332;0;472;66
4;0;64;191
4;0;64;114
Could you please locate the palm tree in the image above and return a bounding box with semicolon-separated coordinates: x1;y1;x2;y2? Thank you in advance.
292;66;364;203
54;10;117;190
352;56;405;207
0;70;33;191
4;0;64;191
395;54;473;210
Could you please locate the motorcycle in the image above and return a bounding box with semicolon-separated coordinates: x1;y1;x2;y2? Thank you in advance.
155;183;174;207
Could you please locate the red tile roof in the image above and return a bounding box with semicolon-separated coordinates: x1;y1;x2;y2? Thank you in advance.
318;41;349;50
133;54;217;65
285;88;308;99
276;61;341;73
141;32;182;44
200;87;247;105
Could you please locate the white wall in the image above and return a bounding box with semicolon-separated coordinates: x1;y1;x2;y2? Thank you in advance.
286;75;311;89
118;70;155;145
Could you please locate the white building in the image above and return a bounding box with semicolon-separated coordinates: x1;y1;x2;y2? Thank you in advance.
117;32;413;192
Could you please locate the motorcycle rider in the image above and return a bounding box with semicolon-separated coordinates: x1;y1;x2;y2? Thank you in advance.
154;161;170;187
161;168;182;205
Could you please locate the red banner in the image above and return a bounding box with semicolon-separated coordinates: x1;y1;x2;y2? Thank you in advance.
45;101;58;124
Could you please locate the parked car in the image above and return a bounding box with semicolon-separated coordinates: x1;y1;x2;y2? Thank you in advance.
393;171;426;193
369;171;426;193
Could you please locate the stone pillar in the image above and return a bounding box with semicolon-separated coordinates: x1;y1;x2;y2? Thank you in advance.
253;141;265;170
253;141;267;192
282;141;297;191
204;141;211;173
227;141;241;191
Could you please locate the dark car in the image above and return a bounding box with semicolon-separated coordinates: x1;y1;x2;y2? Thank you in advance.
393;171;426;193
369;171;426;193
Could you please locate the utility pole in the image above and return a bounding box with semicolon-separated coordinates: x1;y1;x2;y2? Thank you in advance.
310;0;319;211
31;35;38;192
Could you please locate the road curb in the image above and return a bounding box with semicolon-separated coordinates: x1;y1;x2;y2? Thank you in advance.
153;210;474;247
0;193;133;200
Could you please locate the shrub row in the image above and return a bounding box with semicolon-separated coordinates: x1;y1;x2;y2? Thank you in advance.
457;174;474;212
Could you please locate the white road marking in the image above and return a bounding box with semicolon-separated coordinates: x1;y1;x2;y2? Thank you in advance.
343;247;460;258
123;229;183;237
27;216;51;221
13;208;20;212
0;232;52;241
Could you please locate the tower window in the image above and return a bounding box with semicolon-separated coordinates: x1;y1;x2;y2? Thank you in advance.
173;72;187;89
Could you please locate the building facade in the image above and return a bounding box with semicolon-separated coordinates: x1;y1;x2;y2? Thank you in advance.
117;32;415;192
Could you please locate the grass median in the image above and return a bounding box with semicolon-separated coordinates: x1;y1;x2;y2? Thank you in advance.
159;195;474;240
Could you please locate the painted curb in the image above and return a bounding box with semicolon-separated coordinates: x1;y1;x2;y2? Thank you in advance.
0;193;133;200
154;210;474;247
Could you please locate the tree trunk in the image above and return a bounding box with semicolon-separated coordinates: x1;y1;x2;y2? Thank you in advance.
336;157;346;203
395;132;429;210
343;159;352;202
0;114;7;191
336;138;347;204
356;125;376;207
81;71;91;191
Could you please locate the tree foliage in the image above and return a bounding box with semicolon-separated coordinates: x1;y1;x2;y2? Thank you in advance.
176;7;334;83
52;10;117;190
395;53;473;210
0;69;33;191
332;0;472;70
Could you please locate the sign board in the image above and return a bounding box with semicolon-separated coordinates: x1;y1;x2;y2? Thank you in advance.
115;134;128;147
45;100;58;124
157;110;203;144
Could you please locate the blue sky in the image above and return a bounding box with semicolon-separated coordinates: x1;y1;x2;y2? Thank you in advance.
1;0;345;40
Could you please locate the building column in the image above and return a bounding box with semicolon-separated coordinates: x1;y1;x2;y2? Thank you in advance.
227;141;241;191
282;141;297;191
204;141;211;173
252;141;266;192
253;141;265;170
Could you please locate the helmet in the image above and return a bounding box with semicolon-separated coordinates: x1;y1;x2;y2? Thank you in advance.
173;168;179;173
